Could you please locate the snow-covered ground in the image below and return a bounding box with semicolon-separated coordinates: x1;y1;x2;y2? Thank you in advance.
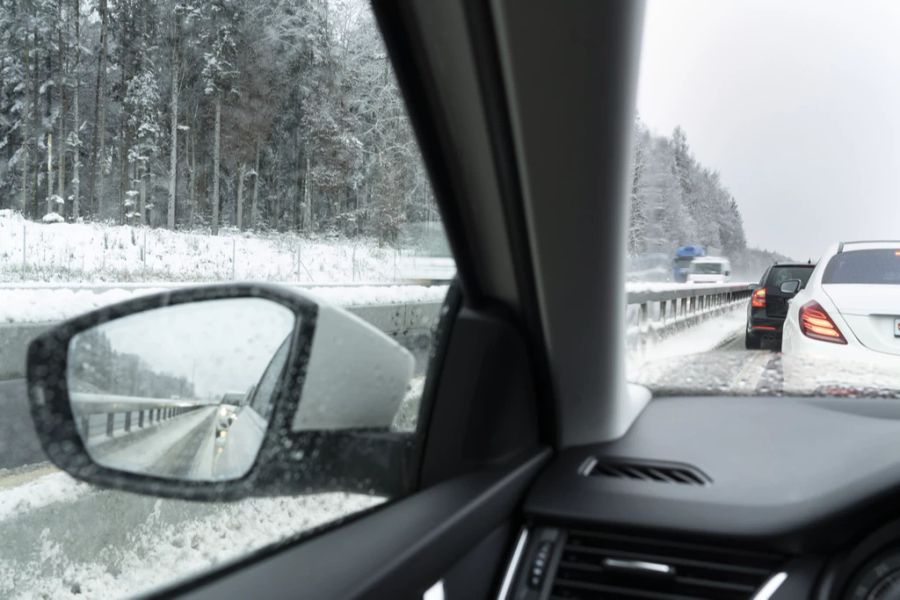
0;284;448;324
0;464;382;599
0;211;439;284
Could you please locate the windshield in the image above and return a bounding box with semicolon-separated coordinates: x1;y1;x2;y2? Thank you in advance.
692;263;723;274
823;250;900;284
626;0;900;399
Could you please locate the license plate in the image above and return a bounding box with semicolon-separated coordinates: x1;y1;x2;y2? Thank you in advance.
895;318;900;338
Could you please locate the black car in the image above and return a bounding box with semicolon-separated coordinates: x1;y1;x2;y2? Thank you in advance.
745;263;815;349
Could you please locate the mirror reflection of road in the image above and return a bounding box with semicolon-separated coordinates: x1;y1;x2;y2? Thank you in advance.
87;404;266;481
149;406;220;479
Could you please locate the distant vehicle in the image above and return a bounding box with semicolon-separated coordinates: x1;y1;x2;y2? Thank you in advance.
673;244;707;282
686;256;731;284
782;241;900;360
220;391;246;405
745;262;815;349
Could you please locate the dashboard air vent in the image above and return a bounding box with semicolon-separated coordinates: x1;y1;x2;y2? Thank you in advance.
550;528;784;599
581;458;711;486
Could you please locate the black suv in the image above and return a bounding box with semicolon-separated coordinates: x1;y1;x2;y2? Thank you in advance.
745;263;815;349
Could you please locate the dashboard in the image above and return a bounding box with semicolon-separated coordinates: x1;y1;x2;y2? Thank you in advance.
503;395;900;599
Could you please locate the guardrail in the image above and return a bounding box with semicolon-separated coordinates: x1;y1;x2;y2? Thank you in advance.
71;391;216;441
625;282;754;347
0;282;752;380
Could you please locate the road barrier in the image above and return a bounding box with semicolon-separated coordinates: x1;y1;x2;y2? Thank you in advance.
626;282;754;349
71;392;214;441
0;282;753;380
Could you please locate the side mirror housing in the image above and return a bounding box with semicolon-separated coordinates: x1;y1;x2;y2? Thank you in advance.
26;283;415;501
780;279;802;296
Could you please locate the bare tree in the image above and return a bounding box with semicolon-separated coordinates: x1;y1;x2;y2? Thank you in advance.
167;7;182;229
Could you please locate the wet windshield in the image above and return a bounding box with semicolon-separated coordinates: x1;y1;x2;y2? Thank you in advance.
626;0;900;399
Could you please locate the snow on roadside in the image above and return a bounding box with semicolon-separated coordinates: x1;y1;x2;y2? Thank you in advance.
625;281;752;294
0;285;448;324
626;307;746;379
0;471;92;523
0;484;382;600
0;211;426;284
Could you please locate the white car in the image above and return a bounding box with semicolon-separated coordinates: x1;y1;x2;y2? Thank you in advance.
782;241;900;361
685;256;731;284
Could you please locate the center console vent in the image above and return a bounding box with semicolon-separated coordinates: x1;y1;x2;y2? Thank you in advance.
580;457;711;486
547;528;784;599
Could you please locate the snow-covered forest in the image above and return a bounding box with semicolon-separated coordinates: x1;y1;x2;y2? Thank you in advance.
0;0;783;278
628;119;792;276
0;0;436;242
629;120;746;257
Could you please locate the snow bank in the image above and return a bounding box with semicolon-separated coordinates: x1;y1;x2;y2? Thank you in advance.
0;471;92;523
40;212;65;224
0;473;382;599
625;281;752;294
0;211;453;284
0;284;447;324
626;307;745;379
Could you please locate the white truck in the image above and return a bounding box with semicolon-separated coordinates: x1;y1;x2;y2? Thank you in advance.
686;256;732;284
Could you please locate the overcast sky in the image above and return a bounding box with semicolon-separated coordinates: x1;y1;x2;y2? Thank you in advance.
637;0;900;260
97;299;295;398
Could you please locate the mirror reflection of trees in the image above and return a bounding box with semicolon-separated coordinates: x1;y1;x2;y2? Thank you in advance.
71;328;196;398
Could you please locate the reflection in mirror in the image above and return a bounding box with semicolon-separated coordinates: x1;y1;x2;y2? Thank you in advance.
67;298;296;482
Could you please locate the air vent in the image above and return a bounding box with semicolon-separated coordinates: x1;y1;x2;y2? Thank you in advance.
581;457;711;486
549;528;784;600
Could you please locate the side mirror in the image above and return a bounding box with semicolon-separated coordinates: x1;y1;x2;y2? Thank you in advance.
780;279;802;296
26;283;415;500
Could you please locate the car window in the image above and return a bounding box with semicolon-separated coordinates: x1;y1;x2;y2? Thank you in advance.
625;0;900;397
766;267;814;288
0;0;453;597
823;250;900;285
248;334;292;420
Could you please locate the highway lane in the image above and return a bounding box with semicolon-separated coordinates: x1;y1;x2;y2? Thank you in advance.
633;324;784;396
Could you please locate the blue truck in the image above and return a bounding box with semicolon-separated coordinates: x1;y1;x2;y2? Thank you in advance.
673;245;707;282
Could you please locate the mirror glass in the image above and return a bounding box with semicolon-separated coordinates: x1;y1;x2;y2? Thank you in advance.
66;298;296;482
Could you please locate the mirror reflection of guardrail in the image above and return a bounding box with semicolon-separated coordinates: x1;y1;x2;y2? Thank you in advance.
71;392;219;441
626;283;755;348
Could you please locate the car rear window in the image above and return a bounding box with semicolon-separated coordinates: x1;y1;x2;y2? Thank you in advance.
822;250;900;284
765;266;814;288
